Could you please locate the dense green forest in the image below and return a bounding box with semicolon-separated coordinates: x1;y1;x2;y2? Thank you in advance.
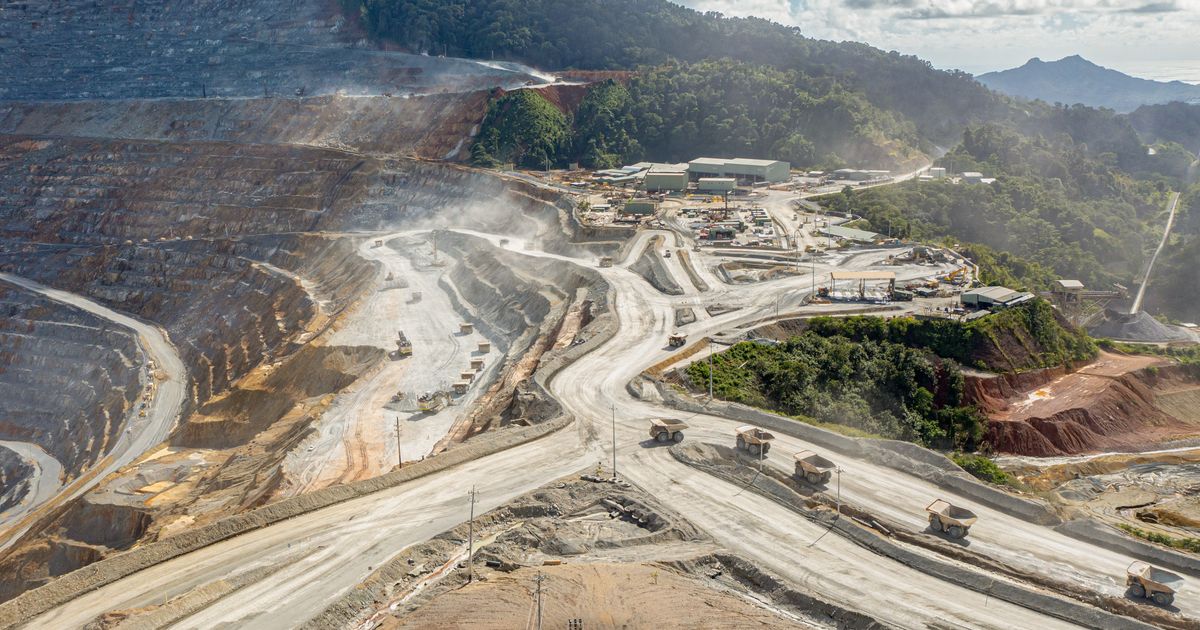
686;304;1094;450
687;329;985;449
1129;102;1200;154
344;0;1008;145
818;122;1178;293
473;64;920;169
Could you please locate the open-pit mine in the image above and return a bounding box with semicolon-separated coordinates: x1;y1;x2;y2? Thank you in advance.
1;2;1200;629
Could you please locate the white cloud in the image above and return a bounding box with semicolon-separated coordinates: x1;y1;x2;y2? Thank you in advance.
673;0;1200;78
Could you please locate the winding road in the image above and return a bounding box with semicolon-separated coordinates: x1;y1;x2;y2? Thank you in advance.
0;273;186;553
21;220;1169;630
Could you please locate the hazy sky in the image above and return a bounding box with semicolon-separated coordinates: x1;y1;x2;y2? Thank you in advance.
676;0;1200;79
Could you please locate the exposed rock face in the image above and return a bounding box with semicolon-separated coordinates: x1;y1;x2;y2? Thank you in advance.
0;92;492;159
973;363;1200;456
0;448;33;516
0;0;540;100
0;285;140;477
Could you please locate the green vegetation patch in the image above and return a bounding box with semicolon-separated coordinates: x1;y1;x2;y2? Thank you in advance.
951;453;1014;486
471;90;570;169
1118;524;1200;555
804;301;1096;372
686;332;986;450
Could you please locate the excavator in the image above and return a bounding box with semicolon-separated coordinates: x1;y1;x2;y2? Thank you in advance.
417;390;451;413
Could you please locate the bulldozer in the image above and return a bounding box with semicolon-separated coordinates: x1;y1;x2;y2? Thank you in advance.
649;418;688;444
1127;561;1184;606
735;426;774;456
926;499;978;539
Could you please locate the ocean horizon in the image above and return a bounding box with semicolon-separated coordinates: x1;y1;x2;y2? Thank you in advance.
1108;60;1200;85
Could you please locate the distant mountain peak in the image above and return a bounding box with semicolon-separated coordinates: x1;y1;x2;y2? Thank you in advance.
978;56;1200;112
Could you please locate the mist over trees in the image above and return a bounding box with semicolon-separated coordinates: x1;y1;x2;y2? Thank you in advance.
472;66;921;170
346;0;1199;322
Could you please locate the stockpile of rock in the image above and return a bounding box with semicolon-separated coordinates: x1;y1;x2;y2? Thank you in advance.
1090;308;1192;342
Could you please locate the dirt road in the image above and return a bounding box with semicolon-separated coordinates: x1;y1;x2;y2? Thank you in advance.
0;441;63;528
0;273;186;553
19;213;1172;628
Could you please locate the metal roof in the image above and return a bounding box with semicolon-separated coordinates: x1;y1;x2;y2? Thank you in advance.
819;225;880;242
727;158;783;167
831;271;896;280
1056;279;1085;289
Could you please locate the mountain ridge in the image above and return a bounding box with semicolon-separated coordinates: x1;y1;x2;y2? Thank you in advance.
977;55;1200;112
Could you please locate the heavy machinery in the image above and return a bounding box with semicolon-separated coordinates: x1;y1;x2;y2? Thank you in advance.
735;426;774;456
926;499;978;539
1127;561;1184;606
793;450;836;486
667;332;688;348
395;331;412;358
417;391;450;413
663;249;672;258
599;256;614;268
649;418;688;444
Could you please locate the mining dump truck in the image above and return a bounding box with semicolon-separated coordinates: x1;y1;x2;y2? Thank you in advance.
649;418;688;444
735;425;774;456
667;332;688;348
1127;561;1184;606
794;450;835;485
599;256;614;268
926;499;978;539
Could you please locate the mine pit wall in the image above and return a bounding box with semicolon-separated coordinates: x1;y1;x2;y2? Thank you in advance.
0;0;540;101
436;233;611;436
0;286;141;478
0;92;492;160
970;364;1200;457
0;449;34;517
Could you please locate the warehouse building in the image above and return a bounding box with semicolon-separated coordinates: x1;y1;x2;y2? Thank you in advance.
687;157;790;183
818;225;880;244
961;286;1035;309
643;163;690;192
696;177;736;192
623;199;659;216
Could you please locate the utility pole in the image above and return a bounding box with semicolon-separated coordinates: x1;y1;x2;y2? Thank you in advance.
467;486;477;582
400;415;410;468
835;467;842;519
611;403;617;480
535;571;545;630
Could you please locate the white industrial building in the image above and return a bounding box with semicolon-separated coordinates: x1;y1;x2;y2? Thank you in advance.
961;286;1035;309
687;157;790;183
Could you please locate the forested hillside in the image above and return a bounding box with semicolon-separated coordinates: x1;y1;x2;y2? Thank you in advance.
473;65;921;169
686;303;1094;449
343;0;1012;156
818;121;1183;296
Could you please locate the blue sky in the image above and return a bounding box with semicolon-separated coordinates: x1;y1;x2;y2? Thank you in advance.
675;0;1200;79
